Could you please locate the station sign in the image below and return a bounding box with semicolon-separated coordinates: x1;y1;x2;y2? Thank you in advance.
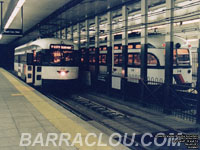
3;29;22;35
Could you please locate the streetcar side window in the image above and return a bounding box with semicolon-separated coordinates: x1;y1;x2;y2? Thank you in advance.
14;55;19;63
133;54;141;66
89;54;95;64
99;46;107;51
128;53;158;67
147;54;158;66
173;49;190;66
99;55;102;64
102;55;106;64
114;54;122;66
19;54;26;64
128;54;134;65
27;53;33;65
99;54;107;65
114;44;122;50
177;49;190;65
127;43;155;49
114;54;119;65
36;52;42;65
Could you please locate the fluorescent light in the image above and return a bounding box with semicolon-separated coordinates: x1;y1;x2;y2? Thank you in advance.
4;0;26;29
187;39;198;42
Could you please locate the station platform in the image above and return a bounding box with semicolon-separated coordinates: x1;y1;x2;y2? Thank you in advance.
0;68;128;150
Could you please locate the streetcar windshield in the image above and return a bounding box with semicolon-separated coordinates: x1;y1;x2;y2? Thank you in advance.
42;50;78;66
174;49;190;66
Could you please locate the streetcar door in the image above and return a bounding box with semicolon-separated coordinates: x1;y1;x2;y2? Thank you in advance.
33;51;42;86
26;53;34;84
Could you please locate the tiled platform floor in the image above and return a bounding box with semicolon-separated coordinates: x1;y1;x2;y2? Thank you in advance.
0;68;128;150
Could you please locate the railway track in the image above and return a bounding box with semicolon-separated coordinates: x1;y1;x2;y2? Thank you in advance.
42;90;199;150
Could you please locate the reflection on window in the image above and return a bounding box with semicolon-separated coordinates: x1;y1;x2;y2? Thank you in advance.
99;55;107;64
114;55;119;65
89;54;96;64
136;45;141;49
92;56;96;63
128;53;158;66
53;51;61;63
114;54;122;66
89;55;93;63
177;49;190;65
42;50;76;66
134;54;141;66
101;55;106;64
147;54;158;66
170;49;190;66
99;55;102;64
81;57;84;63
119;54;122;65
128;54;133;65
128;45;133;49
114;44;122;50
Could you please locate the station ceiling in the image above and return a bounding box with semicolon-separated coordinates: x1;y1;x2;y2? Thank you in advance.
0;0;71;44
0;0;167;46
0;0;199;46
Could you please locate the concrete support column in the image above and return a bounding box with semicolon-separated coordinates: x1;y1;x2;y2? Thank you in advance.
164;0;174;112
106;10;113;95
65;27;68;39
76;23;81;82
85;19;90;70
140;0;148;82
140;0;148;101
196;25;200;123
95;16;100;86
121;5;128;100
70;25;73;42
77;23;81;50
60;28;62;39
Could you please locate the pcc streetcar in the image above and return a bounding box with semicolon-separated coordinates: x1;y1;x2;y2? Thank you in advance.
84;34;192;88
14;38;79;86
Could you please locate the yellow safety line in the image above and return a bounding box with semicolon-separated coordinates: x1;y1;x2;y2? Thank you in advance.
11;93;23;96
0;68;114;150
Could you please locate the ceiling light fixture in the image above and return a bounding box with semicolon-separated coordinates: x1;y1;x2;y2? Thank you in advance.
4;0;25;29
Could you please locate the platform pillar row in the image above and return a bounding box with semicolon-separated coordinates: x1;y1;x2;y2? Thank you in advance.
65;27;68;40
121;4;128;101
94;16;100;88
77;23;82;82
70;24;74;42
106;9;113;95
140;0;148;101
164;0;174;114
85;19;90;70
196;35;200;123
77;23;81;50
